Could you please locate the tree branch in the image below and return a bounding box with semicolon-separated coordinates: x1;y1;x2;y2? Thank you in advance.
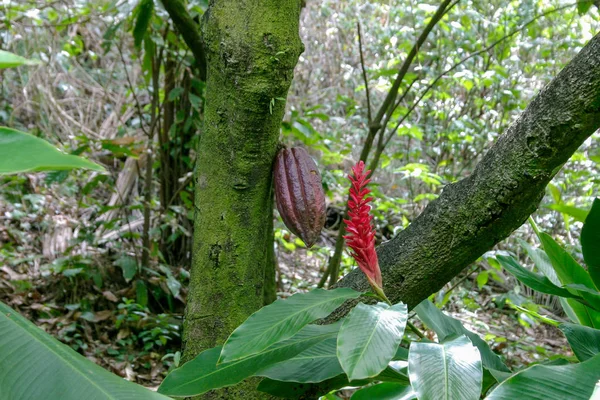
334;33;600;312
160;0;207;80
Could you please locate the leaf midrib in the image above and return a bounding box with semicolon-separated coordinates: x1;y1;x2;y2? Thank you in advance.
223;290;355;361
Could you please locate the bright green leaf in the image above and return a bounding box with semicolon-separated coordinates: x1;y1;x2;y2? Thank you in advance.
0;50;40;68
486;353;600;400
351;383;415;400
0;301;168;399
0;127;105;175
408;336;482;400
337;302;408;380
219;288;361;364
539;232;596;290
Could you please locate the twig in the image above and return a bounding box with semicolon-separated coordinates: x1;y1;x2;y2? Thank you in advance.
357;21;372;124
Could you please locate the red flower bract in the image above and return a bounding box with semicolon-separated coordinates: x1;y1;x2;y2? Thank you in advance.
343;161;383;289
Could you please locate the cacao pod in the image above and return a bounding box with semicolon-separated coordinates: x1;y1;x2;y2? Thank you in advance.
274;147;326;248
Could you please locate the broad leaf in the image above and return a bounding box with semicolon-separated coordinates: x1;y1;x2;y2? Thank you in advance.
486;353;600;400
0;49;40;68
257;375;371;399
219;288;361;363
351;383;415;400
0;301;168;399
0;127;105;174
497;255;577;299
538;231;596;291
337;302;408;380
158;323;339;397
582;198;600;290
546;204;589;222
559;323;600;361
257;337;342;383
414;300;510;372
408;335;482;400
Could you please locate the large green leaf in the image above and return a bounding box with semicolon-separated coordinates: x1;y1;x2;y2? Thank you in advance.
497;255;577;299
538;231;597;290
257;337;342;383
337;302;408;380
257;375;371;399
0;127;105;174
582;198;600;290
486;353;600;400
414;300;510;372
546;204;589;223
559;323;600;362
0;49;40;68
219;288;361;364
408;335;482;400
0;301;168;399
351;383;415;400
158;323;339;397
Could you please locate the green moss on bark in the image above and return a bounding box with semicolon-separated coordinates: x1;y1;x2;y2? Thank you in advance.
181;1;303;399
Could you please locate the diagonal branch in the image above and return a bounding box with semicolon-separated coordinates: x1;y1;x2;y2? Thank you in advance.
334;32;600;313
160;0;207;80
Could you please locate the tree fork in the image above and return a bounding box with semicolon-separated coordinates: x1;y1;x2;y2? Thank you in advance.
332;33;600;315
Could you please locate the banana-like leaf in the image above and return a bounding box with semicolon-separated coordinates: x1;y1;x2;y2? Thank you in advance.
0;127;105;174
337;302;408;380
159;323;339;397
559;323;600;362
0;301;168;400
582;198;600;290
219;288;361;363
414;300;509;372
486;353;600;400
408;335;482;400
351;382;415;400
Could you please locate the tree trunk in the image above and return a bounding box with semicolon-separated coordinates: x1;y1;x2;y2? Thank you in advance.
332;32;600;314
171;1;303;398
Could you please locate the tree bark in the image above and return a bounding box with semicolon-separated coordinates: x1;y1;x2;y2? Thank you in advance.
333;33;600;313
164;1;303;398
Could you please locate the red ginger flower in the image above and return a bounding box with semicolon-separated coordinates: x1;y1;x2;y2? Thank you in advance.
343;161;383;290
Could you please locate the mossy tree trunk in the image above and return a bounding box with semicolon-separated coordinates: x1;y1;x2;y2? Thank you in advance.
163;0;303;398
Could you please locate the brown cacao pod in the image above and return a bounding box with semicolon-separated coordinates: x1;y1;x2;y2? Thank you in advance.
274;147;326;248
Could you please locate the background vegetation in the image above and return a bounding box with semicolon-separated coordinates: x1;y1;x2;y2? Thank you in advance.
1;0;599;396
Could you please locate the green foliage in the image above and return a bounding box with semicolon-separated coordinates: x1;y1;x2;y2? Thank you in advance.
0;127;105;175
219;288;361;363
337;302;407;380
0;301;169;399
582;198;600;289
408;336;482;400
559;323;600;362
0;49;40;68
486;353;600;400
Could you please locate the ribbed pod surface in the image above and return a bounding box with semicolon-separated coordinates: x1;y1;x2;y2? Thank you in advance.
274;147;326;247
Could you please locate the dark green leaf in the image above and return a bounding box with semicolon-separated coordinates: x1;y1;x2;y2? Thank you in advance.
497;255;577;298
351;383;415;400
159;323;339;397
582;198;600;290
559;323;600;362
114;256;138;281
539;232;596;290
258;375;370;399
133;0;154;48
